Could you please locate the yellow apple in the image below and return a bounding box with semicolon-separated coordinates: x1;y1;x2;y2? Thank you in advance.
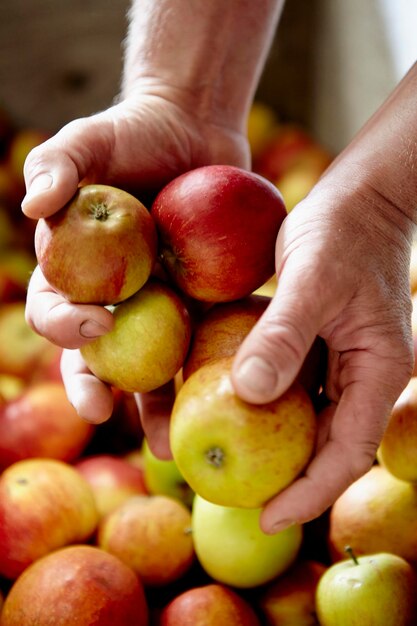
191;495;303;588
170;356;317;509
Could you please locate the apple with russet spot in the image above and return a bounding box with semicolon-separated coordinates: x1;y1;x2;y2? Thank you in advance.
192;494;303;589
0;544;149;626
151;164;287;302
0;458;98;579
316;547;417;626
81;278;191;394
159;583;261;626
171;355;317;509
35;183;157;305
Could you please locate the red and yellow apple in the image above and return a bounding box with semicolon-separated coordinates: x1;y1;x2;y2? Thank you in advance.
328;465;417;565
316;549;417;626
0;381;94;470
0;458;98;579
253;125;314;182
170;356;317;509
159;583;261;626
35;183;157;305
151;165;286;302
75;453;148;519
0;544;149;626
192;495;303;588
81;279;191;393
97;494;194;586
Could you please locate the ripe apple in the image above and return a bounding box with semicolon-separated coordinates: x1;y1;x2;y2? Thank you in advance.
0;381;94;470
97;494;194;586
0;301;56;380
170;356;317;509
81;279;191;393
253;125;314;182
0;249;36;303
151;165;287;302
35;183;157;305
192;495;303;588
0;374;25;401
377;377;417;482
159;583;261;626
247;101;279;160
328;465;417;564
259;559;327;626
316;548;417;626
75;453;148;519
411;293;417;376
141;438;194;507
0;544;149;626
7;128;49;185
0;458;98;579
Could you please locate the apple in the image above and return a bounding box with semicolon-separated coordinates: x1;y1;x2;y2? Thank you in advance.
7;128;49;185
159;583;261;626
247;101;279;160
75;454;148;519
328;465;417;565
0;249;36;304
35;183;158;305
259;559;327;626
252;125;314;182
97;494;195;586
316;548;417;626
151;165;287;302
192;495;303;588
0;544;149;626
0;374;25;401
170;356;317;509
377;377;417;482
0;302;56;380
81;279;191;393
0;458;99;579
141;438;194;507
0;381;94;470
182;294;270;381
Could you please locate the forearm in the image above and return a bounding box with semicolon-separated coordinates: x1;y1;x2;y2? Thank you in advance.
323;62;417;231
121;0;285;132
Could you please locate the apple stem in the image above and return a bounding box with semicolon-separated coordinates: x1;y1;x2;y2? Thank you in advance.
344;545;359;565
205;446;225;468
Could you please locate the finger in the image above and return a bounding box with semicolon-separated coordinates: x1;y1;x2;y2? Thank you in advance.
26;266;113;349
21;115;113;218
60;349;114;424
259;368;397;534
135;380;176;460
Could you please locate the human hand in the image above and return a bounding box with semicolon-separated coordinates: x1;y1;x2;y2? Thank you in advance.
232;166;414;533
23;93;250;458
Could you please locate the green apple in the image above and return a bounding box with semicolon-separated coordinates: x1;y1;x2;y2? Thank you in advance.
35;183;157;305
170;356;317;509
141;438;194;507
191;494;303;588
259;559;327;625
316;548;417;626
377;377;417;482
81;279;191;393
328;465;417;565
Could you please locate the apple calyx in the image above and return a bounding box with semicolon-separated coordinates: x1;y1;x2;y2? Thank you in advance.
205;446;225;468
345;545;359;565
91;202;110;221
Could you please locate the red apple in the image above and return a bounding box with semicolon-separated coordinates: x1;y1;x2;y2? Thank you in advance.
159;583;261;626
0;302;58;381
0;544;149;626
151;165;287;302
0;381;94;470
81;279;191;393
171;356;317;509
0;249;36;304
97;494;194;586
35;183;158;305
259;559;327;625
253;125;314;182
75;454;148;519
0;458;98;579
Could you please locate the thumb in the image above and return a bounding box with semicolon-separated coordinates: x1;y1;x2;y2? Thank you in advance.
21;115;112;219
232;265;329;404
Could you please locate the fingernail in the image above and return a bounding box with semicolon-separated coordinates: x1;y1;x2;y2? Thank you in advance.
22;173;53;205
267;519;296;534
80;320;110;339
235;356;277;396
